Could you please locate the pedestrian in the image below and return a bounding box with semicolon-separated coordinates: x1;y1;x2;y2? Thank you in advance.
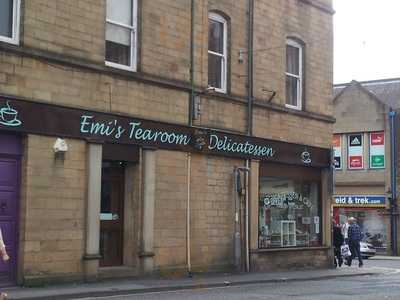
341;218;350;243
345;217;363;267
332;219;344;267
0;228;9;300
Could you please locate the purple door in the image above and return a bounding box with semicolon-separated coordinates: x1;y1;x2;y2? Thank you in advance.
0;133;21;286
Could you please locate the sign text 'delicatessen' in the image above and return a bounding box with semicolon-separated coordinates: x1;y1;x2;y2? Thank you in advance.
0;97;330;167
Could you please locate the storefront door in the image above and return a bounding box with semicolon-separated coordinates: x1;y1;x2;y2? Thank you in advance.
0;133;21;286
99;161;125;267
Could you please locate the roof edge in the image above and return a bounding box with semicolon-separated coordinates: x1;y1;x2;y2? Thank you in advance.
333;80;391;108
334;77;400;88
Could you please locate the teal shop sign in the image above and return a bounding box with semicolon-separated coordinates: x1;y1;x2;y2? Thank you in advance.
0;96;331;167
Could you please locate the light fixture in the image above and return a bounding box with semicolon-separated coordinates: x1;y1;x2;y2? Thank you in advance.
53;138;68;153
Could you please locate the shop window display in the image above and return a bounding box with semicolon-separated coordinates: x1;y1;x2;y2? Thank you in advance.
335;208;387;252
259;177;321;249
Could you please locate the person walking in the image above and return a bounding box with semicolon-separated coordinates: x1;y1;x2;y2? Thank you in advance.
341;218;350;243
333;219;344;267
345;217;363;267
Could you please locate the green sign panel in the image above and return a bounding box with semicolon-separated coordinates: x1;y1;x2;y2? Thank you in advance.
371;155;384;168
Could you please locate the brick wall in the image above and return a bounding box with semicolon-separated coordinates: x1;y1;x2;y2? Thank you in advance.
153;150;242;272
190;154;242;270
20;135;85;278
251;248;331;271
252;0;333;117
0;53;189;125
333;84;390;189
153;150;188;269
23;0;105;62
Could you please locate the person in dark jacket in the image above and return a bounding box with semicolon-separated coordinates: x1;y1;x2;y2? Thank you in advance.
346;217;363;267
332;219;344;267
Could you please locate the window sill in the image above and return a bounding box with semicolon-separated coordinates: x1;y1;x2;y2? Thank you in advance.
0;37;19;46
285;103;302;111
105;61;136;72
250;246;330;254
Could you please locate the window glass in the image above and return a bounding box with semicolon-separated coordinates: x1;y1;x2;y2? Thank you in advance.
259;177;321;248
0;0;14;39
285;40;302;109
286;45;299;75
105;0;136;70
208;53;222;89
285;75;298;107
208;14;227;92
334;208;387;253
106;0;132;25
208;19;224;54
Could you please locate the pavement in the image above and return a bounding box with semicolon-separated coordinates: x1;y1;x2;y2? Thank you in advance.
2;260;399;300
369;255;400;260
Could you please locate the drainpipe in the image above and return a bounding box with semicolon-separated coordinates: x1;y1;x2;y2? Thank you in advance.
244;0;254;273
233;167;241;270
389;110;398;256
189;0;195;126
234;166;250;271
247;0;254;136
187;0;195;277
187;153;192;276
244;160;250;272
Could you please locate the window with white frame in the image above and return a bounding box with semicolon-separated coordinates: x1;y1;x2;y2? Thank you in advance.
105;0;137;71
208;13;227;93
0;0;21;45
285;39;303;110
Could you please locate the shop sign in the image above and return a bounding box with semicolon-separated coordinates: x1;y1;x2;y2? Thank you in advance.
370;132;385;169
261;192;313;209
332;134;341;169
348;134;363;169
0;97;331;167
333;195;386;207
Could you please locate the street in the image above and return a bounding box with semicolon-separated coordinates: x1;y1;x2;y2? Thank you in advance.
75;259;400;300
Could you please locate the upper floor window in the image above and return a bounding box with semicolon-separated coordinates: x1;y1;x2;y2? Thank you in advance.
105;0;137;71
285;39;303;110
208;13;227;93
0;0;20;45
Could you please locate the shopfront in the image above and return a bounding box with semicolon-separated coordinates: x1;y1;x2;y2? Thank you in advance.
0;95;332;283
258;163;322;249
333;195;388;253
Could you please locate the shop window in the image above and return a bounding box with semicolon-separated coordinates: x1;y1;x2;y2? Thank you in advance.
208;12;227;93
369;131;385;169
332;134;342;170
259;174;321;249
285;39;303;110
348;133;364;169
0;0;20;45
105;0;137;71
334;207;387;252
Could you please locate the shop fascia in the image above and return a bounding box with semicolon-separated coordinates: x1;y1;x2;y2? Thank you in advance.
0;97;330;166
333;195;386;206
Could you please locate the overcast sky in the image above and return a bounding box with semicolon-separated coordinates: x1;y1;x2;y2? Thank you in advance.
334;0;400;84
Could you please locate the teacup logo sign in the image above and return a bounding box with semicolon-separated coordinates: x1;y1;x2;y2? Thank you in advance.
0;101;22;127
301;150;312;164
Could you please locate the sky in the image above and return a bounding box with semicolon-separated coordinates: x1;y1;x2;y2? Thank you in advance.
333;0;400;84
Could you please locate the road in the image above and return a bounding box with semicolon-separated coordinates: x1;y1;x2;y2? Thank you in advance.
76;259;400;300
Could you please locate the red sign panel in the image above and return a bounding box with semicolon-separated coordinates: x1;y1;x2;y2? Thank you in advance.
349;156;363;168
371;132;384;145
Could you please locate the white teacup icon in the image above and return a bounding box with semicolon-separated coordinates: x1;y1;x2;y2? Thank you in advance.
1;107;18;123
0;101;21;126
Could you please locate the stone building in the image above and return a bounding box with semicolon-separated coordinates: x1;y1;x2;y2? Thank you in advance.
333;78;400;255
0;0;334;286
